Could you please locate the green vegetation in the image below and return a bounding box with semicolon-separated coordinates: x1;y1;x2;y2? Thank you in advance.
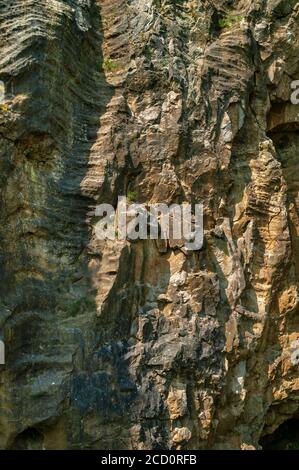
103;57;119;73
127;190;137;202
160;56;169;67
0;103;8;113
218;15;243;29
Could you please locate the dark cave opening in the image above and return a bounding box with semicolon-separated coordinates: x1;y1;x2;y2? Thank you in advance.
10;427;44;450
260;419;299;450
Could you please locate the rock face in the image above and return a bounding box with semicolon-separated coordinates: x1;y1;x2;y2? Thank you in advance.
0;0;299;450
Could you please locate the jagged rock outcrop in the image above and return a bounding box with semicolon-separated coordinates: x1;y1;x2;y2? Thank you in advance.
0;0;299;450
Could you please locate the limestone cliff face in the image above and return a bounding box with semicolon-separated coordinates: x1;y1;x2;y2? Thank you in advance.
0;0;299;450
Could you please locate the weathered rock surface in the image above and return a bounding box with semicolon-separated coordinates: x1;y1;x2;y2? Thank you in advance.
0;0;299;450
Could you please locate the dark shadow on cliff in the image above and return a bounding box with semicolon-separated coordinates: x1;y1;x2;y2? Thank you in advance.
0;0;136;450
260;417;299;450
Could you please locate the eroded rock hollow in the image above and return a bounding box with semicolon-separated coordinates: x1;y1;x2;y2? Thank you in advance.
0;0;299;450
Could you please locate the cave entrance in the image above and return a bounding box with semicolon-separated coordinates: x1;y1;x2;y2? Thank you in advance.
260;418;299;450
10;427;44;450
